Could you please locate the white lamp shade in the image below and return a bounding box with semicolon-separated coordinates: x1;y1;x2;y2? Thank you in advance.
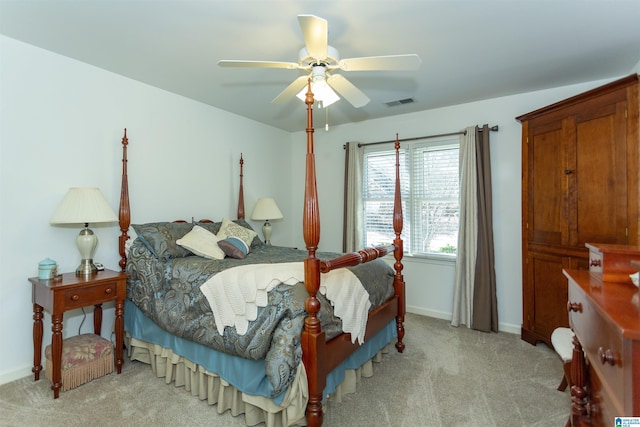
51;187;118;225
251;198;283;221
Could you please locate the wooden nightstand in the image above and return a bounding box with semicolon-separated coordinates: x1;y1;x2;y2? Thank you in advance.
28;269;129;398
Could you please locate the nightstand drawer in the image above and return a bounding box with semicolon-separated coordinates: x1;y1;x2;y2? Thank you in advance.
64;282;118;309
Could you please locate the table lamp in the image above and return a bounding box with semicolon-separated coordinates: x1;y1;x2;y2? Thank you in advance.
251;198;283;245
50;187;118;275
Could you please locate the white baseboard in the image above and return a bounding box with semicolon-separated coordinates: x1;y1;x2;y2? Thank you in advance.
407;305;451;321
406;305;520;335
0;366;33;386
498;323;521;335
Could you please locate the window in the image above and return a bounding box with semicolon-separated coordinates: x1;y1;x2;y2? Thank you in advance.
362;137;460;258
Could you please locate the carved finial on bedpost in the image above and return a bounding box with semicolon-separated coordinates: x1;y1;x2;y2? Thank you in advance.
238;154;245;219
118;128;131;272
393;133;406;353
302;78;324;427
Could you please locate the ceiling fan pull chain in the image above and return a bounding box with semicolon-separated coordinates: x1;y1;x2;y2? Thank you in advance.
325;107;329;131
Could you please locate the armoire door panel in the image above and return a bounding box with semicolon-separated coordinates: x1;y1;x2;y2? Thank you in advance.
573;100;628;246
528;125;567;245
527;251;571;341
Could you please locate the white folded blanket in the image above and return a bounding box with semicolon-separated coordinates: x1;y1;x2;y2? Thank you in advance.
199;262;371;344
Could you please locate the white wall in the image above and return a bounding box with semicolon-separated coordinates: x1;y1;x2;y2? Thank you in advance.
288;76;620;332
0;36;292;384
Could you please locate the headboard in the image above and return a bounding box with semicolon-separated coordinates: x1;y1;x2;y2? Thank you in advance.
116;128;246;271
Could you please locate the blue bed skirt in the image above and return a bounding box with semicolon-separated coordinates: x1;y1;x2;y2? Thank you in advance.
124;299;397;405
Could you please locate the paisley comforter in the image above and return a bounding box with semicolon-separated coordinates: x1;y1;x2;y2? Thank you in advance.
126;239;395;397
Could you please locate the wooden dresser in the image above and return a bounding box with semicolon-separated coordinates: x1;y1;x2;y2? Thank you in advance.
563;266;640;425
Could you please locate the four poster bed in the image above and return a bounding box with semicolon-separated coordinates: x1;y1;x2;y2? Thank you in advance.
117;84;406;427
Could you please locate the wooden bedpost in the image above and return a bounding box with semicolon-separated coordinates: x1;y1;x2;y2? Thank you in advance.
301;80;325;427
118;129;130;272
237;154;245;219
393;134;406;352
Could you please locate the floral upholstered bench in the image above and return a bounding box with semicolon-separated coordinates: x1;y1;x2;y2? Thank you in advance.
45;333;114;392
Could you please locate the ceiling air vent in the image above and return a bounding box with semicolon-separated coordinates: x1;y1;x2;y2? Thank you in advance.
384;97;415;107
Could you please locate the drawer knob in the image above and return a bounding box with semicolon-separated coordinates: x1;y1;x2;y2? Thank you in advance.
104;288;113;295
71;294;79;301
589;259;601;267
567;301;582;312
598;347;616;366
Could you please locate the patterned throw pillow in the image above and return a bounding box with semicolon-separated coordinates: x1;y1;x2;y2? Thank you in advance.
176;225;225;260
216;217;258;248
217;237;249;259
131;222;194;260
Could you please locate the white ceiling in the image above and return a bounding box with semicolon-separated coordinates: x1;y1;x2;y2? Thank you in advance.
1;0;639;132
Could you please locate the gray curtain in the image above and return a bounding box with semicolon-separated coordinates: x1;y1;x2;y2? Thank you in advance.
472;125;498;332
343;142;364;252
452;127;477;328
452;125;498;332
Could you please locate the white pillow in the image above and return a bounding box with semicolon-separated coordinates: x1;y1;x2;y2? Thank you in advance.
176;225;225;260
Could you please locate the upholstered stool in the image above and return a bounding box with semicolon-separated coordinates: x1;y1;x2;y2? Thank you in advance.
550;327;574;391
45;333;114;392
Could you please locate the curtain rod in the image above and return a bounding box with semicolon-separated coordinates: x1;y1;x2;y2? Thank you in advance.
356;125;499;148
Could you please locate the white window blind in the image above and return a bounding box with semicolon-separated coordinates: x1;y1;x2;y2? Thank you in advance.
363;137;460;257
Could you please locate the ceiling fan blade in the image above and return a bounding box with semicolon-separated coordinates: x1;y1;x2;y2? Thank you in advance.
327;74;370;108
272;76;310;104
337;54;422;71
298;15;328;60
218;60;299;69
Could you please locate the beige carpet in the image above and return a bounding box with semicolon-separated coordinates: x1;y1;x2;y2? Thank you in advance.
0;314;570;426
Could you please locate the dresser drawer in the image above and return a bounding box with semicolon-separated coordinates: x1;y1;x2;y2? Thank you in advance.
63;281;118;309
585;243;640;283
568;281;625;415
587;249;603;275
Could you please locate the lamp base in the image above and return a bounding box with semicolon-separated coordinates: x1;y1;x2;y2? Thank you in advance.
76;259;98;276
76;225;98;275
262;221;272;246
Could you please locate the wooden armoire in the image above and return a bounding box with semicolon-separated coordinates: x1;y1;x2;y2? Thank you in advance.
516;74;639;346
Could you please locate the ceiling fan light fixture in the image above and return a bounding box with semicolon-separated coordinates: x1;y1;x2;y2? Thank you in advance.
295;79;339;108
296;66;340;108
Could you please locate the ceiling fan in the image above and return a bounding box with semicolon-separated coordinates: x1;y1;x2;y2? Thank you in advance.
217;15;421;108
